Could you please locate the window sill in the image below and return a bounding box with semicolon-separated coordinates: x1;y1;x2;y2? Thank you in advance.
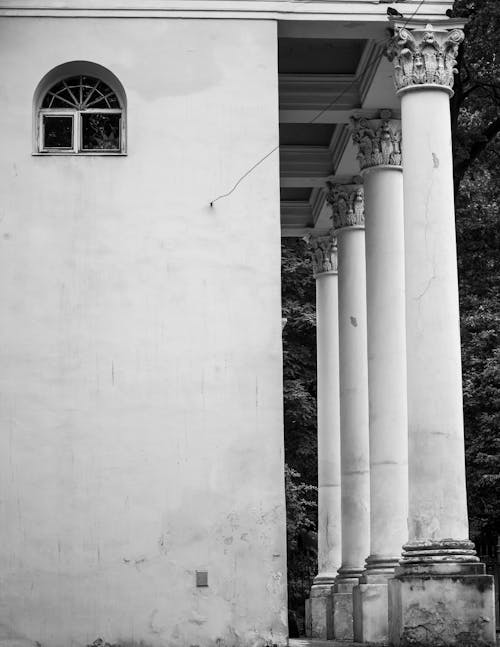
32;152;127;157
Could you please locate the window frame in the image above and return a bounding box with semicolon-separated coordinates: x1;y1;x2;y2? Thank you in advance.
39;111;76;153
33;65;127;157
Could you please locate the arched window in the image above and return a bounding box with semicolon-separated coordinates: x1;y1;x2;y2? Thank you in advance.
35;64;126;154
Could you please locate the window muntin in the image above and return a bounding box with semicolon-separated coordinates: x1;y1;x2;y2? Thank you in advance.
38;75;123;154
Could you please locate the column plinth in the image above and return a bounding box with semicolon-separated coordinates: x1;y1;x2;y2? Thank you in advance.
327;183;370;642
385;20;496;647
305;233;341;640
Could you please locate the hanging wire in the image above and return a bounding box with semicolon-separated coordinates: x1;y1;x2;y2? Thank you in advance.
209;0;426;207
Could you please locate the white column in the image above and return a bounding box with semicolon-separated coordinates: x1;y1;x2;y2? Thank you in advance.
350;114;408;645
327;183;370;642
306;233;342;640
385;21;496;647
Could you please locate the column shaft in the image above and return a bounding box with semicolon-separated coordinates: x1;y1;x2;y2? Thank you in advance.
401;89;468;541
316;271;342;583
364;166;408;563
337;228;370;576
351;152;408;645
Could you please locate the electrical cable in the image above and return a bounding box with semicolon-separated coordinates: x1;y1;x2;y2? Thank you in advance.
209;0;426;207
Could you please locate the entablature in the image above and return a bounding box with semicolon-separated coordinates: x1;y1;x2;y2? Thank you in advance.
0;0;455;20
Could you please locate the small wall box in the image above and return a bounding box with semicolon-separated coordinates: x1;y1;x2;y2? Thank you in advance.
196;571;208;587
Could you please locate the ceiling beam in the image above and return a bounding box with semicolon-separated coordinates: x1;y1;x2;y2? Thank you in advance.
280;145;334;177
278;20;387;40
279;73;360;113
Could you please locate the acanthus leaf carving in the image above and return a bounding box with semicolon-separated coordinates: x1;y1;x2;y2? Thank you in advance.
305;232;338;276
385;22;465;92
326;183;365;231
351;115;402;170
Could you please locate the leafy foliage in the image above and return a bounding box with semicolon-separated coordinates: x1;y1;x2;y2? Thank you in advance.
451;0;500;541
281;239;318;616
281;239;318;488
284;464;317;615
450;0;500;193
456;165;500;538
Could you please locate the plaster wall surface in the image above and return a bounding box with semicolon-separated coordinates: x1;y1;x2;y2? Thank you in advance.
0;17;286;647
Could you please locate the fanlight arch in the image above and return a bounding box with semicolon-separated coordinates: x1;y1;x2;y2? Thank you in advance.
33;61;127;154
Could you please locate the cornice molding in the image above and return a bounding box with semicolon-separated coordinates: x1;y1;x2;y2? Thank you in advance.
351;111;402;170
386;19;465;93
0;1;458;20
326;182;365;231
305;232;338;277
357;40;385;105
329;124;351;174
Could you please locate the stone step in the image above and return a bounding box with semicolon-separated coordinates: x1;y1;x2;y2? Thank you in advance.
289;639;368;647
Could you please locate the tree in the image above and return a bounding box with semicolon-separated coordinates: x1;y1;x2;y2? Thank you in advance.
450;0;500;194
451;0;500;541
281;239;318;620
456;165;500;539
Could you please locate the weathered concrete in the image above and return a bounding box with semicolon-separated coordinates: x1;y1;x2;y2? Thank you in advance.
388;570;496;646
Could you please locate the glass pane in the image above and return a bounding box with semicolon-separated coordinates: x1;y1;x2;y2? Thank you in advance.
81;113;121;150
80;77;100;106
43;115;73;148
46;90;75;109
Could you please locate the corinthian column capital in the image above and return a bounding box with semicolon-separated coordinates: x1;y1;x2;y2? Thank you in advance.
385;20;465;94
305;232;338;277
351;111;402;171
326;183;365;232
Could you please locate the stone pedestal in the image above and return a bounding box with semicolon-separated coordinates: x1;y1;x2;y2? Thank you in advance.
353;582;389;645
304;597;312;638
333;576;358;641
310;585;334;640
388;562;496;647
385;20;496;646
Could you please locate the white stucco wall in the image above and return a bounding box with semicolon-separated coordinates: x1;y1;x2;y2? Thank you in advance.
0;17;286;647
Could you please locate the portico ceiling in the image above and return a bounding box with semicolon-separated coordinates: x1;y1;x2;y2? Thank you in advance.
278;20;400;237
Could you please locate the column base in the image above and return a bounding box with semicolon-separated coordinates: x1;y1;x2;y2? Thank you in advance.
310;584;334;640
388;545;496;646
332;568;363;640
